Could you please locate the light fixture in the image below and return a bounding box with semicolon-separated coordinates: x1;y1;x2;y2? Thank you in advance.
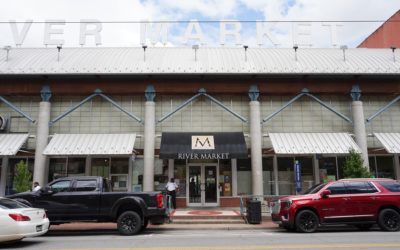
340;45;348;62
142;45;148;62
3;46;11;62
293;44;298;61
192;44;199;61
57;45;62;62
390;46;396;62
243;45;249;62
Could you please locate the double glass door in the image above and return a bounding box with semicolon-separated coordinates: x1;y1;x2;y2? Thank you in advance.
187;164;218;207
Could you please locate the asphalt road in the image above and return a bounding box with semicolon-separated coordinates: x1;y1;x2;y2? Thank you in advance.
2;227;400;250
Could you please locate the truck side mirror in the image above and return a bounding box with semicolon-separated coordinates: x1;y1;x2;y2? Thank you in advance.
40;186;54;195
321;189;331;198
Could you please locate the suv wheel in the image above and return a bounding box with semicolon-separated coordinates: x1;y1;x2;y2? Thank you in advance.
378;208;400;231
295;210;319;233
117;211;142;235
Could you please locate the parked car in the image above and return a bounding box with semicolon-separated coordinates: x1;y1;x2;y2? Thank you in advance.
271;178;400;233
7;176;166;235
0;197;49;243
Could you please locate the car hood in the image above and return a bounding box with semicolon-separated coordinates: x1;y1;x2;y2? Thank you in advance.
280;194;317;202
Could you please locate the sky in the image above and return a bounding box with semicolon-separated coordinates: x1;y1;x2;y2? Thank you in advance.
0;0;399;48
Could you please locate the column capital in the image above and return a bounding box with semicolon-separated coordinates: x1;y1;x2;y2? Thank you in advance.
248;85;260;101
350;85;362;101
145;85;156;102
40;85;52;102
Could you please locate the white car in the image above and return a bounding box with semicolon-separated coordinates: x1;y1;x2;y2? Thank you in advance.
0;197;49;243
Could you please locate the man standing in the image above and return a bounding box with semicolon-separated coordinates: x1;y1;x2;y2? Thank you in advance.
165;178;178;209
33;182;41;192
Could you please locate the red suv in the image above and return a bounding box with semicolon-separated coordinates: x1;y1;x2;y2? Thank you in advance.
271;178;400;233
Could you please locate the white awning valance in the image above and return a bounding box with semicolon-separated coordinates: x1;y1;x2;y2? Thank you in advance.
0;134;29;156
43;134;136;156
269;133;361;154
374;133;400;154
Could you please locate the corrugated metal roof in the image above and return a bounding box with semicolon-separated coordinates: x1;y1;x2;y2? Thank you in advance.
0;134;29;156
269;133;361;154
43;134;136;155
374;133;400;153
0;47;399;75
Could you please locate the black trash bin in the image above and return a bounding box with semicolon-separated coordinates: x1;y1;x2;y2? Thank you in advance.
246;199;262;224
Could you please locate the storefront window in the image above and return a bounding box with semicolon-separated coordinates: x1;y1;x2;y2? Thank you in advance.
237;159;251;195
174;159;186;197
6;158;34;195
91;158;110;178
219;160;232;197
48;157;86;182
319;157;338;182
297;157;314;192
370;156;395;179
154;159;168;191
132;158;144;192
67;158;85;176
277;157;294;195
337;157;346;179
110;158;129;191
263;157;275;195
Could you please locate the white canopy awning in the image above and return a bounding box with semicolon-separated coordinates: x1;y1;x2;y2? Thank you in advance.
0;134;29;156
269;133;361;154
43;134;136;156
374;133;400;154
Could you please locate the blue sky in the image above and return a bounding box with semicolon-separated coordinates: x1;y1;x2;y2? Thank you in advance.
0;0;400;48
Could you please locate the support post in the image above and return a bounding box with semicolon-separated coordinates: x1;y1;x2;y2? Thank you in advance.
168;159;174;180
394;154;400;180
0;157;9;196
273;156;279;195
143;85;156;191
313;155;320;184
33;86;52;186
249;85;263;196
350;85;370;170
231;159;238;196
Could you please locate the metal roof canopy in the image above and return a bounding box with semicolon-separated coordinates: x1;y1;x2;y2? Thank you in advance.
269;133;361;155
0;134;29;156
43;134;136;156
0;48;399;75
374;133;400;154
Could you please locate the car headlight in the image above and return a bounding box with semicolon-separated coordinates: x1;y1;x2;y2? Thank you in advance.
284;200;293;209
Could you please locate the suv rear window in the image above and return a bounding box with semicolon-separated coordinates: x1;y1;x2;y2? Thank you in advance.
345;181;378;194
378;181;400;192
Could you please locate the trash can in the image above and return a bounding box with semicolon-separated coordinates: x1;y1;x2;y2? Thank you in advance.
246;199;262;224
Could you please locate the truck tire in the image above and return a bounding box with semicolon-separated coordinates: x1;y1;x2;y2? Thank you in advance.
295;210;319;233
378;208;400;232
117;211;142;235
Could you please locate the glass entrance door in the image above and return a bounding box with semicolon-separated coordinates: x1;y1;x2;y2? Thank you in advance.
187;164;218;207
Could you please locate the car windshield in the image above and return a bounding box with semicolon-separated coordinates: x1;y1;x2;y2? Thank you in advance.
0;198;29;209
302;183;327;194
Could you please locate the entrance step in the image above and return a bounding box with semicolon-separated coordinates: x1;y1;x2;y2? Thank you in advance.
170;209;245;225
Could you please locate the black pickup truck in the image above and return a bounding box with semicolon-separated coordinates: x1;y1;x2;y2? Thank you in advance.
8;176;166;235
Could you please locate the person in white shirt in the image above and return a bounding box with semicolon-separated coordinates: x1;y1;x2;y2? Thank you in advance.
165;178;178;209
32;181;41;192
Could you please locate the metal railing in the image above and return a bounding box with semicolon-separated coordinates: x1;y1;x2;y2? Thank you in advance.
163;193;173;223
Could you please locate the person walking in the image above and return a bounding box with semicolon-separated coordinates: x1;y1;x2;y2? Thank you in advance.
165;178;178;209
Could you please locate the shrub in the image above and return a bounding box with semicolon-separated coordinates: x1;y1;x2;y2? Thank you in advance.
13;160;32;193
343;148;372;178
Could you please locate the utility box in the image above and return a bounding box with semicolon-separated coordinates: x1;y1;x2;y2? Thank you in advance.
246;199;262;224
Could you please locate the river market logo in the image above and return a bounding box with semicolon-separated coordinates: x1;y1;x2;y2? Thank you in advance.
192;136;215;150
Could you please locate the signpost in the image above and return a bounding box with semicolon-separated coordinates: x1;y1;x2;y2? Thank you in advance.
294;160;302;194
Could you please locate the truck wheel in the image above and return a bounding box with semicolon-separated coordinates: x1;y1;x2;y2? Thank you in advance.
378;208;400;231
295;210;319;233
117;211;142;235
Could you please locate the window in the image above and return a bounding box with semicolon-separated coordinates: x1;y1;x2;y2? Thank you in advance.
263;157;275;195
50;180;71;192
219;160;232;197
378;181;400;192
74;180;98;192
326;182;347;195
237;159;251;195
345;181;377;194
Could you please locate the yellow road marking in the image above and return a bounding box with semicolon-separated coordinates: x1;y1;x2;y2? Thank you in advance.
59;243;400;250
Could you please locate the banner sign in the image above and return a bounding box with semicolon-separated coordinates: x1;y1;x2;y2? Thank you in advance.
294;160;302;193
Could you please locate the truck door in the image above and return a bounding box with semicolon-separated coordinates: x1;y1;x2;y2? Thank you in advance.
318;182;349;223
68;179;101;219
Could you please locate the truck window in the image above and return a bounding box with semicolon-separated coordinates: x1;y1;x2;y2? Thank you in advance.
50;180;71;192
326;182;347;195
378;181;400;192
74;180;98;192
345;181;378;194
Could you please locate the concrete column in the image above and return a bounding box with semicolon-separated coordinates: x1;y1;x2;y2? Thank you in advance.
143;85;156;192
351;85;369;170
273;156;279;195
0;157;9;196
33;86;52;186
231;159;238;196
313;155;320;184
168;159;174;179
249;85;263;196
394;154;400;180
85;156;91;175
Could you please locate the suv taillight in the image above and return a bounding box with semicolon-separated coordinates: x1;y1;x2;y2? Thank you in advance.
156;193;163;208
9;213;31;221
